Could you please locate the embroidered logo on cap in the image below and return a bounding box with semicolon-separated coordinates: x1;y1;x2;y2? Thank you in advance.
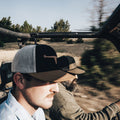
44;55;57;64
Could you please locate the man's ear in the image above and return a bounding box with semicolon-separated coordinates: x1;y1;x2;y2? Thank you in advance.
13;72;25;89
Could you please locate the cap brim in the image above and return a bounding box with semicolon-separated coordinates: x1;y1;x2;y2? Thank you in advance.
29;70;76;82
68;67;85;75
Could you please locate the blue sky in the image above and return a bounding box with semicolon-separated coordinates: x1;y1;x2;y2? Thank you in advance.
0;0;119;31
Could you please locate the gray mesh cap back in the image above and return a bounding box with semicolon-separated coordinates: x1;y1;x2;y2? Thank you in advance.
12;45;36;73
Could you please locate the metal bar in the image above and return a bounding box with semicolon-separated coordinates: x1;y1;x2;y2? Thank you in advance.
99;4;120;36
0;27;100;39
0;27;31;39
31;32;99;38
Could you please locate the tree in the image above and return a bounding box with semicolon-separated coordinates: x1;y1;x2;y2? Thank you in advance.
12;24;21;32
0;17;44;45
97;0;105;27
50;19;70;42
0;17;17;44
0;17;12;29
90;25;99;32
83;1;120;89
43;27;47;32
20;21;33;33
90;0;114;30
51;19;70;32
36;26;42;33
81;38;120;90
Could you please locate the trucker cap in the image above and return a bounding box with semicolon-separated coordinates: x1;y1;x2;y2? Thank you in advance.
11;44;75;82
57;56;85;75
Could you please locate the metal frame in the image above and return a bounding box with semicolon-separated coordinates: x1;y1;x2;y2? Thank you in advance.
0;4;120;50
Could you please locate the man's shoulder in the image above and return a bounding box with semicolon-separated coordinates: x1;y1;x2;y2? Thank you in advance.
54;83;74;106
0;101;17;120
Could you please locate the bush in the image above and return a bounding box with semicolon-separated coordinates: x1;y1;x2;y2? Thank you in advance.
96;81;111;90
81;38;120;90
0;41;4;47
66;39;73;44
75;38;83;43
50;38;64;42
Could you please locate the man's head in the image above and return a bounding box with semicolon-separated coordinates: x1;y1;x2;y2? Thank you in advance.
57;55;85;75
11;45;75;110
57;55;85;91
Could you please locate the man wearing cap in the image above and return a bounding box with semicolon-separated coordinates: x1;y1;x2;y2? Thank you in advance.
0;45;75;120
45;56;120;120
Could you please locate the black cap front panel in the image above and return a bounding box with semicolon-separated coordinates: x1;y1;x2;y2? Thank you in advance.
36;45;58;72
